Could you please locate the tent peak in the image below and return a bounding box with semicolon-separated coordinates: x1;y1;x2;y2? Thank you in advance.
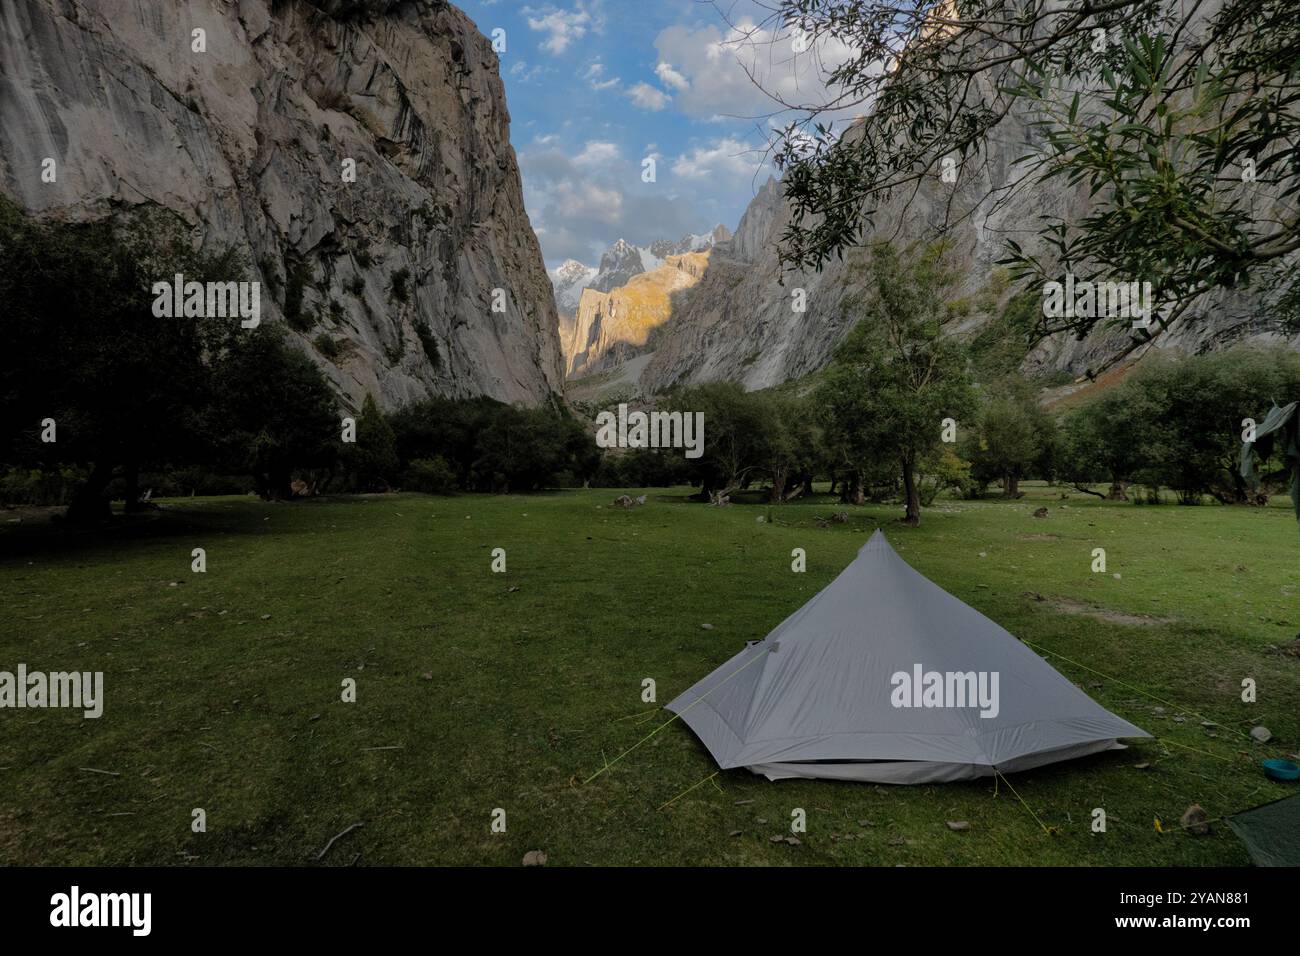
859;528;892;554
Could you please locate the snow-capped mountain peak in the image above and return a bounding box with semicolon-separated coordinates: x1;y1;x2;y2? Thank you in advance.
549;226;732;315
548;259;599;315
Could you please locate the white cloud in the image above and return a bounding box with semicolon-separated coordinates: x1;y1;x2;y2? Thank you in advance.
654;62;689;92
508;60;547;83
653;19;859;122
553;181;624;224
520;140;719;264
585;61;620;91
627;82;671;111
671;137;762;180
524;4;595;55
574;140;621;167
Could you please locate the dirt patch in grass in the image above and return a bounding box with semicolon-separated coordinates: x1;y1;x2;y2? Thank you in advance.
1024;592;1172;627
1016;532;1061;541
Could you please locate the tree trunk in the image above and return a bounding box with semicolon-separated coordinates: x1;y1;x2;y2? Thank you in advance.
1003;474;1021;499
262;466;294;500
841;470;864;505
66;463;115;524
122;461;144;513
1106;479;1129;501
768;468;787;504
1222;466;1250;504
783;472;812;502
1072;482;1107;500
901;458;921;526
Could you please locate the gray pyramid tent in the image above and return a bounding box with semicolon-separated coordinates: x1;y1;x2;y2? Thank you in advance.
667;530;1150;783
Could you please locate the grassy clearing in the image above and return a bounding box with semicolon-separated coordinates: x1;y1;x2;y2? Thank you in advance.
1;485;1296;866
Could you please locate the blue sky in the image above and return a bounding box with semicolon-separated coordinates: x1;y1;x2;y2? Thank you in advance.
456;0;852;268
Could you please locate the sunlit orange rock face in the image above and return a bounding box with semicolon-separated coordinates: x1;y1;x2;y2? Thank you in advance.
562;252;710;378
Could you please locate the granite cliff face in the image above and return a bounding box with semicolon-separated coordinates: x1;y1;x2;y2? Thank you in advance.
640;73;1298;396
0;0;564;411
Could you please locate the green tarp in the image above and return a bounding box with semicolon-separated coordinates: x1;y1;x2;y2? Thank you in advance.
1240;401;1300;521
1226;793;1300;866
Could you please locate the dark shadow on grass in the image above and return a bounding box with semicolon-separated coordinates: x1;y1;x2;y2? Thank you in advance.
0;495;396;562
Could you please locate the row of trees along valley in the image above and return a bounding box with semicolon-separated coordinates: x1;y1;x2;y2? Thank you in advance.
2;202;1294;525
588;243;1300;525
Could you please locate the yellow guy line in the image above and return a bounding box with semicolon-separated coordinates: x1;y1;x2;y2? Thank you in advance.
993;769;1054;836
657;771;721;811
584;646;770;785
1021;639;1252;743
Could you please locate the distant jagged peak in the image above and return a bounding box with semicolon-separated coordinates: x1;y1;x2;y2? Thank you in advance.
552;258;595;280
553;226;731;307
591;239;648;293
549;259;599;316
599;237;643;266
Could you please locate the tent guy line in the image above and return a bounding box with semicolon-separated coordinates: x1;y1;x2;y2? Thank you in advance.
656;771;723;812
1019;639;1254;744
583;647;771;785
992;769;1054;836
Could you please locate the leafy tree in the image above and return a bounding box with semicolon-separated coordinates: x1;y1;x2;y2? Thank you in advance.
1130;347;1300;503
0;198;242;520
207;326;341;500
390;396;501;490
470;406;595;492
674;381;781;501
768;0;1300;366
1058;383;1158;500
590;447;693;489
403;456;456;494
918;445;973;505
966;385;1058;497
762;391;823;502
1059;345;1300;503
386;397;596;493
814;354;897;504
817;243;975;524
341;393;399;492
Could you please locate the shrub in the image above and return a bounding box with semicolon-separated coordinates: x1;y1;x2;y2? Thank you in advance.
0;465;89;506
413;319;440;367
390;267;411;304
282;252;315;331
404;456;456;494
313;333;341;361
315;87;350;112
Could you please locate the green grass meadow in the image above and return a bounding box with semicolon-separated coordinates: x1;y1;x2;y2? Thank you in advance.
1;485;1297;866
